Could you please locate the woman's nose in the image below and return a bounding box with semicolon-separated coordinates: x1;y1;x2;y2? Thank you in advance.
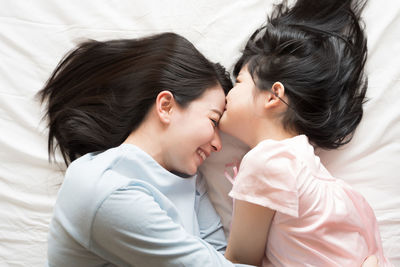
211;130;222;152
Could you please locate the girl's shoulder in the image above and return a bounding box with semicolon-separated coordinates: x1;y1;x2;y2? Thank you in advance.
231;138;306;217
242;135;318;174
241;137;301;169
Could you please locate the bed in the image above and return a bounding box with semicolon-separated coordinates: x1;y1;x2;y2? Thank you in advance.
0;0;399;266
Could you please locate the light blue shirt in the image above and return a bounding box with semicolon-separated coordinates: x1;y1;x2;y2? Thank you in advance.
47;144;252;266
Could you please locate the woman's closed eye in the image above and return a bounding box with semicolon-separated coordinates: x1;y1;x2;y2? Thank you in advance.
209;109;222;128
210;118;219;127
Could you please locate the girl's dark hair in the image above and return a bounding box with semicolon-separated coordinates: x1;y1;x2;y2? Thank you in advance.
38;32;232;165
234;0;368;149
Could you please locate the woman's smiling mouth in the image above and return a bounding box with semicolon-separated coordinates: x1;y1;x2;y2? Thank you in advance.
196;148;208;161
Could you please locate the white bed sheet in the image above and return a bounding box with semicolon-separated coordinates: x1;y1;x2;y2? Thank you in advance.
0;0;399;266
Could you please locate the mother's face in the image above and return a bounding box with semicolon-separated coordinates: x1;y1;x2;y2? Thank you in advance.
166;85;226;175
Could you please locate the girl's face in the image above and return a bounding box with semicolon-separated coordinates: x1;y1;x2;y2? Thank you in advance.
219;66;259;145
167;86;226;175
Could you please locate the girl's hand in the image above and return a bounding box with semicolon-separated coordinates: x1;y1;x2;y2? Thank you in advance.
362;255;379;267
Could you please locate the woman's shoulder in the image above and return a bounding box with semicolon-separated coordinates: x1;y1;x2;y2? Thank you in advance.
53;145;155;244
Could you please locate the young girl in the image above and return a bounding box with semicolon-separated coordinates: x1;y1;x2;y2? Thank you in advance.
219;0;393;266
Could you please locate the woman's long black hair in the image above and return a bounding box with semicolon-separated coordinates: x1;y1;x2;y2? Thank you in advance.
234;0;368;149
38;32;232;165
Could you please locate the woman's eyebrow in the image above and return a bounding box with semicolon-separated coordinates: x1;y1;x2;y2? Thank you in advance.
211;109;223;117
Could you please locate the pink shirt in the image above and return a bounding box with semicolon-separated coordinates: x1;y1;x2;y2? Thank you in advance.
229;135;392;266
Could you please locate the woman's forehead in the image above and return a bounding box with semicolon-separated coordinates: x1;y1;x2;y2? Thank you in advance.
191;87;225;111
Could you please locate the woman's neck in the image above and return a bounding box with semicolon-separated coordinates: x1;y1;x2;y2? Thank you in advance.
124;121;166;168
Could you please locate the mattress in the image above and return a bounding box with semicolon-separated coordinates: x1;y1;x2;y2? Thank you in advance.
1;0;399;266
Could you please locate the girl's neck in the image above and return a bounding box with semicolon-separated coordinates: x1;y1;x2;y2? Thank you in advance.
249;122;297;149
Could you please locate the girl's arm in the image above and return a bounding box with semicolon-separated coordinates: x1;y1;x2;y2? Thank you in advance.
225;199;275;266
225;201;380;267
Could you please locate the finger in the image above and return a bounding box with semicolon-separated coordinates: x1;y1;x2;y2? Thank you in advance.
362;255;379;267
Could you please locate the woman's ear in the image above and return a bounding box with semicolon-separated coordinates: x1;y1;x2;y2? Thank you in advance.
156;91;175;124
264;82;285;109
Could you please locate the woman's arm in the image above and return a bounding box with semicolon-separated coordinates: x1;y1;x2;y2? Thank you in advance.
225;199;275;266
91;184;239;267
196;174;228;253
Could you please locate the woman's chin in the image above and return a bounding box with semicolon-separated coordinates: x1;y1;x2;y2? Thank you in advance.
183;164;198;177
172;167;197;178
185;170;197;177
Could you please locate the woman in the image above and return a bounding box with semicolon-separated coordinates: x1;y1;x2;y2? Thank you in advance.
39;32;245;266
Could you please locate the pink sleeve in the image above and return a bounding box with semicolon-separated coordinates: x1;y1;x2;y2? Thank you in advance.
229;141;302;218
